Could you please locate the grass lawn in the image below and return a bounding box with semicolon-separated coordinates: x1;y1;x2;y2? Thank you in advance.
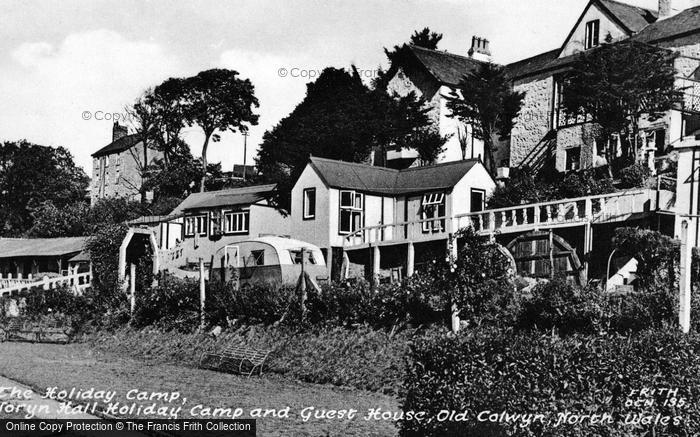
0;342;399;437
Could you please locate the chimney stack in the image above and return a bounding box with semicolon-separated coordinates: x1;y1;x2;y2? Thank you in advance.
112;122;128;142
658;0;672;18
468;36;492;63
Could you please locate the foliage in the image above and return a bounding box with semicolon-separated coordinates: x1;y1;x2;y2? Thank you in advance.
516;279;675;335
157;69;260;192
27;201;90;237
256;67;446;209
446;63;525;173
305;278;438;328
613;227;679;289
0;140;89;235
85;223;129;310
421;227;513;326
562;40;683;163
618;163;652;189
375;27;443;88
401;328;700;437
488;167;616;208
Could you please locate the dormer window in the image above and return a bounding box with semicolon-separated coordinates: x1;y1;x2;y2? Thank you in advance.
585;20;600;50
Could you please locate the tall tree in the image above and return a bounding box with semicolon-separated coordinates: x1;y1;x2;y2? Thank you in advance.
446;63;525;174
409;27;443;50
0;141;89;235
175;69;259;192
256;67;445;209
561;40;683;166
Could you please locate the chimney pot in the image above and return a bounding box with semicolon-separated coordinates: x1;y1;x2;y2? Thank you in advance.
112;122;128;142
469;35;492;60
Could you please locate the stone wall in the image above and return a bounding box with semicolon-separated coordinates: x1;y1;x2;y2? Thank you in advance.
91;142;163;204
510;75;554;168
555;123;600;171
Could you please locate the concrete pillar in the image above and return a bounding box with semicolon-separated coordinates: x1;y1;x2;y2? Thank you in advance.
680;220;692;333
372;245;381;286
325;247;333;281
406;242;415;277
130;263;136;317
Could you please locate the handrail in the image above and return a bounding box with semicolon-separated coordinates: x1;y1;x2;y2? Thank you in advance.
343;189;654;247
0;272;92;297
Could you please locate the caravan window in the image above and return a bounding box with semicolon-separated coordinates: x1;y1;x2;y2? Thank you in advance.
290;250;317;265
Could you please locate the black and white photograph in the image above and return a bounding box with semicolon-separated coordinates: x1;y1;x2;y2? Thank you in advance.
1;0;700;435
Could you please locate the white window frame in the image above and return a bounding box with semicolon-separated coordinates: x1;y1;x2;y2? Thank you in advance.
184;214;208;237
584;19;600;50
421;192;446;233
339;190;364;235
223;210;249;234
303;188;316;219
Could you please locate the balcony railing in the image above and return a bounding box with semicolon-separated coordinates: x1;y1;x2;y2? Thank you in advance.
343;189;657;249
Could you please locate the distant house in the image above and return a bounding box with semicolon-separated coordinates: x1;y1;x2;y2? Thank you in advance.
385;40;493;168
289;156;495;278
91;122;163;205
139;184;290;271
0;237;89;278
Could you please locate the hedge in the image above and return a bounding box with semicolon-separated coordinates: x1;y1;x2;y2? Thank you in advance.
400;328;700;437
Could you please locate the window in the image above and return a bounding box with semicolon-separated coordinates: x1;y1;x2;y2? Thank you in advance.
223;211;249;234
248;250;265;266
565;147;581;171
470;189;485;213
290;249;317;265
421;192;446;233
553;76;593;128
339;190;364;235
303;188;316;219
184;214;208;237
584;20;600;50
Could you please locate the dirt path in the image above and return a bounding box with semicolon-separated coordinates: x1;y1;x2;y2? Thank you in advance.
0;342;399;437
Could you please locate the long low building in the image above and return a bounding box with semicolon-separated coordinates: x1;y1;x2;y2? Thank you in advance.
0;237;89;278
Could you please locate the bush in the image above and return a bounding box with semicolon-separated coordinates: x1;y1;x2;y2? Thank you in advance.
618;163;652;189
613;227;678;289
401;328;700;437
517;279;676;335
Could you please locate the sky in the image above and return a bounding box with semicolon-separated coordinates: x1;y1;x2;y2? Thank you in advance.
0;0;661;173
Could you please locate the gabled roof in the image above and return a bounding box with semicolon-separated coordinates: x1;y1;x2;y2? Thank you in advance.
92;134;141;158
0;237;87;259
631;5;700;43
308;156;486;195
507;2;700;80
406;45;486;87
172;184;277;214
598;0;657;33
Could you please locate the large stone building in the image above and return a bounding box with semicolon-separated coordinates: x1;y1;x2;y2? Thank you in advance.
507;0;700;173
91;122;163;205
385;0;700;176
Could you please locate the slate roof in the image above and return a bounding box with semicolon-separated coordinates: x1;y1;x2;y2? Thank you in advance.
172;184;277;214
407;45;486;87
308;156;484;195
632;5;700;43
0;237;87;259
506;3;699;80
598;0;657;33
92;134;141;158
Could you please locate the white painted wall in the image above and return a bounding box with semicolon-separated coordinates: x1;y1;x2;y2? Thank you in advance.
290;165;331;249
559;3;629;58
451;164;497;217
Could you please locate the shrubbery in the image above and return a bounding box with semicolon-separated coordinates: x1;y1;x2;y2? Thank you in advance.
618;163;652;189
401;328;700;437
517;278;675;335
